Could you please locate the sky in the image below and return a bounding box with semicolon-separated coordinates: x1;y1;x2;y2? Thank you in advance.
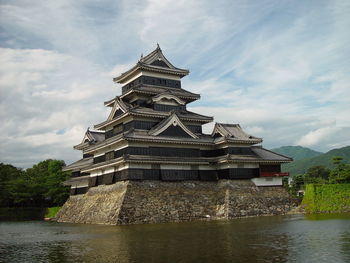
0;0;349;168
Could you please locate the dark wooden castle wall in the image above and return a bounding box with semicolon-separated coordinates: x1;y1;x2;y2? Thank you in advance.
71;167;261;195
153;104;186;112
122;76;181;94
93;146;257;164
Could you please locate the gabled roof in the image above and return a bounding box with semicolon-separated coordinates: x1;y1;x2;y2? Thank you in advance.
107;97;130;121
212;123;262;144
114;45;189;83
148;112;198;138
152;92;186;105
104;96;132;107
140;44;179;68
74;129;105;150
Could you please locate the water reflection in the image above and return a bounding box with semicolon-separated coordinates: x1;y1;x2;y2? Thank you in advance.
73;217;288;262
0;214;349;263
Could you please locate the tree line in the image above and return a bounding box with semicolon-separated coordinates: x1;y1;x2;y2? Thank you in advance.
288;156;350;195
0;159;70;207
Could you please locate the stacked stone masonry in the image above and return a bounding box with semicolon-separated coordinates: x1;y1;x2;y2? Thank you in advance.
56;180;298;225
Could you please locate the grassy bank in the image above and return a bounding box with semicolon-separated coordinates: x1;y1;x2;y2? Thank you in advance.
45;206;61;219
302;184;350;213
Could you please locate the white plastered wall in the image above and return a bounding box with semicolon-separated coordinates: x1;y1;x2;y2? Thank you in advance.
217;163;259;169
251;177;283;186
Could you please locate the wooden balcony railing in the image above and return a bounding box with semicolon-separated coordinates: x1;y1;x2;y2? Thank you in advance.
260;172;289;177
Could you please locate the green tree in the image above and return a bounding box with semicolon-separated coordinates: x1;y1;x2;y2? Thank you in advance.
45;160;70;205
0;163;23;206
0;159;70;207
304;165;330;184
329;157;350;184
289;174;304;196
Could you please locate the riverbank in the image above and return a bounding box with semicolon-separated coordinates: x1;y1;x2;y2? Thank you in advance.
301;183;350;213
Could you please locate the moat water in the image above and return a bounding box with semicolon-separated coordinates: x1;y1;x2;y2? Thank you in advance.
0;214;349;263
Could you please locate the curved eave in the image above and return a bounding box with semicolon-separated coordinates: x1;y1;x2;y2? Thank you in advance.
62;157;93;172
94;111;129;130
131;111;213;123
114;63;189;83
120;86;200;102
214;137;263;145
83;133;125;154
104;97;116;107
73;142;90;150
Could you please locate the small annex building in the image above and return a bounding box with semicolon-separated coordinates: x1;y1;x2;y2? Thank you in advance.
57;46;295;225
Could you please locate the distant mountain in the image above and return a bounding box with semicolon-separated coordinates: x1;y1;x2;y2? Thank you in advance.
280;146;350;176
271;146;323;161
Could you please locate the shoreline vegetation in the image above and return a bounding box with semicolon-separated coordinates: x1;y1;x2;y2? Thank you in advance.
0;160;70;208
301;184;350;213
44;206;61;220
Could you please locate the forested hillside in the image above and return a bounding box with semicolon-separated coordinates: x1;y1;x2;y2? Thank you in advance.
271;146;322;161
281;146;350;176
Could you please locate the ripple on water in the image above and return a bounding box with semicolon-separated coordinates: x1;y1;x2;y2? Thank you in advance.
0;214;349;263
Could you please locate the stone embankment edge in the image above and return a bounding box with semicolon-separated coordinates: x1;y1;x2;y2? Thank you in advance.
56;180;299;225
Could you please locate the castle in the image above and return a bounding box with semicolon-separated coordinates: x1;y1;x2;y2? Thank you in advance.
57;46;295;225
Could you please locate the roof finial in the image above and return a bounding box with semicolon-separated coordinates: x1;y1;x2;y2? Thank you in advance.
140;53;143;59
157;43;161;50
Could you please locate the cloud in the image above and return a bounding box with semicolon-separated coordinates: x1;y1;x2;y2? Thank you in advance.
297;126;339;147
296;126;350;151
0;0;349;167
0;48;124;167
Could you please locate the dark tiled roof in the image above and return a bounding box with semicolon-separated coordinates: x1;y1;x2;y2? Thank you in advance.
251;147;292;162
62;157;93;172
212;123;262;144
104;96;132;108
74;129;105;150
124;129;213;145
131;107;213;122
120;85;200;101
114;45;189;83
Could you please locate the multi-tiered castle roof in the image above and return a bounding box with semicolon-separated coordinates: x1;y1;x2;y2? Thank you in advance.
63;45;291;195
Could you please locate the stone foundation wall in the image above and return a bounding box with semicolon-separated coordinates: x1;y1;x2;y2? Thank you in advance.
56;180;298;225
